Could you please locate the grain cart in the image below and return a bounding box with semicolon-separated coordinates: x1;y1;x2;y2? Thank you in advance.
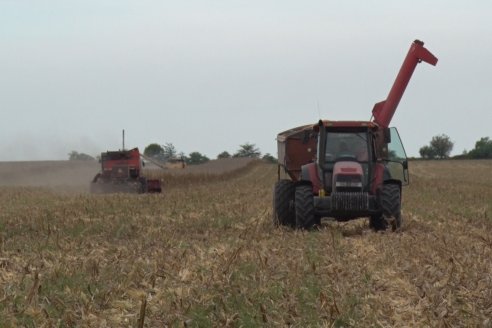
91;147;162;193
273;40;437;230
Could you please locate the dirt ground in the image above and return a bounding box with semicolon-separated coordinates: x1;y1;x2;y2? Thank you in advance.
0;159;491;327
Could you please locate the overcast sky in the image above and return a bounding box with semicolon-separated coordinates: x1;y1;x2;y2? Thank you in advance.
1;0;491;161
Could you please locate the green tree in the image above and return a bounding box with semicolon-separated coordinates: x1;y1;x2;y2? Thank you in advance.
419;145;436;159
187;152;209;165
430;134;454;159
419;134;453;159
234;143;261;158
217;151;231;159
163;143;177;159
143;143;164;157
468;137;492;159
68;151;95;161
262;153;277;163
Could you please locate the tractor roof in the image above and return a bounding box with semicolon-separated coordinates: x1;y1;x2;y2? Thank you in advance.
319;120;377;128
277;121;378;141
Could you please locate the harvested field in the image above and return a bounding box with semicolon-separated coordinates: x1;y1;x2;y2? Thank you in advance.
144;158;256;188
0;160;491;326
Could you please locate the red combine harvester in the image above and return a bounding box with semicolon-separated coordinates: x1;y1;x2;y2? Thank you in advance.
90;147;162;194
274;40;438;231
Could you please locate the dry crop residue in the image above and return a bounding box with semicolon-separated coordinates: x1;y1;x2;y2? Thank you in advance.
0;160;491;326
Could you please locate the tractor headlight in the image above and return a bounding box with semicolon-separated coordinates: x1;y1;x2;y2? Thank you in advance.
335;181;363;188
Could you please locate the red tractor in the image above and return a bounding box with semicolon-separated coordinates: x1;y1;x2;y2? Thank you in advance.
273;40;437;230
91;147;162;193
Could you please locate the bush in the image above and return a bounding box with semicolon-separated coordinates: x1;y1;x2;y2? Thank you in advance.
68;151;95;161
467;137;492;159
187;152;210;165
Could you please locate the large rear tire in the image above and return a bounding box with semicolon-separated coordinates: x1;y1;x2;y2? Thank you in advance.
370;184;402;231
295;185;316;230
273;180;295;227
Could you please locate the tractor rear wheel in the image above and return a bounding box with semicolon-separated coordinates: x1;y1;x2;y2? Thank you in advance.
370;184;402;231
295;185;316;229
273;180;295;227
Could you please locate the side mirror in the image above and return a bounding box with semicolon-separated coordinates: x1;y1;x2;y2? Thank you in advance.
402;160;408;170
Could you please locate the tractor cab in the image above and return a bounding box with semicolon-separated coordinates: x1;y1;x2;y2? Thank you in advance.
318;126;373;194
315;123;409;196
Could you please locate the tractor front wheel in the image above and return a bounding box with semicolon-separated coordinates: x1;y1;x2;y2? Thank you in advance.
295;185;316;230
370;184;402;231
273;180;295;227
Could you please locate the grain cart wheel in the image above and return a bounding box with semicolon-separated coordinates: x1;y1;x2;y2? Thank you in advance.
273;180;295;227
370;184;402;231
295;184;316;229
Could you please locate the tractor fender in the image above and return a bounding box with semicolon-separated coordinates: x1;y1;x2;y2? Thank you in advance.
383;166;402;192
299;162;321;194
383;179;402;189
374;165;402;194
383;179;402;200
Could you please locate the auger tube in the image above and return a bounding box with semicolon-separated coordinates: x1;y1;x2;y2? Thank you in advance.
372;40;438;128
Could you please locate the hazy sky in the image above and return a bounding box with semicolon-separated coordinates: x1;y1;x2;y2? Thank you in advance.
1;1;491;160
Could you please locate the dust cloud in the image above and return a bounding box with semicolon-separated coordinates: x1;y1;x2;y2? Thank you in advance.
0;160;100;192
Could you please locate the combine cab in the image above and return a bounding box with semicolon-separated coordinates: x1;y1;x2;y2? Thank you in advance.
274;40;438;231
91;147;161;194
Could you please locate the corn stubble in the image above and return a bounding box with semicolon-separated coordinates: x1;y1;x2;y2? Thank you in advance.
0;160;491;327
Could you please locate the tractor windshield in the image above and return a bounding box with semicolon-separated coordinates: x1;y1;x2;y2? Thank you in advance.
321;130;371;191
325;132;369;163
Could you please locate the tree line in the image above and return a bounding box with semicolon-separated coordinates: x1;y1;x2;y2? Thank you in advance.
419;134;492;159
67;142;277;164
68;135;492;162
143;142;277;165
